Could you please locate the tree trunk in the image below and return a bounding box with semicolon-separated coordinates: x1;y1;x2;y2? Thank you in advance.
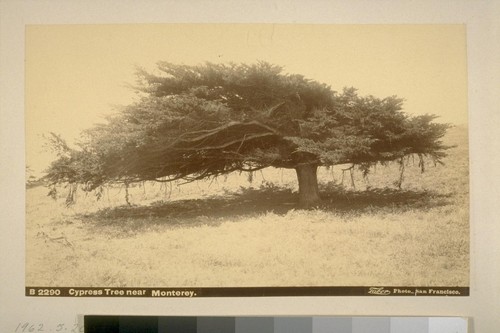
295;163;321;208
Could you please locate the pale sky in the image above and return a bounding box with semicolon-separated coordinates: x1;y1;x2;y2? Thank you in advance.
25;24;467;174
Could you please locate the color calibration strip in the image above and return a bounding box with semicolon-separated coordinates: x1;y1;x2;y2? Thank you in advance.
84;316;468;333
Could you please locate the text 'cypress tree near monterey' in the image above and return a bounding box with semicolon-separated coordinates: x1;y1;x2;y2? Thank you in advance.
45;62;451;207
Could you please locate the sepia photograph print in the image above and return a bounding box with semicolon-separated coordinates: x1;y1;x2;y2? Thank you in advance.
25;24;469;297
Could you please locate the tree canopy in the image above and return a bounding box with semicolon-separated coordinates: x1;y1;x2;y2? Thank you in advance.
44;62;451;207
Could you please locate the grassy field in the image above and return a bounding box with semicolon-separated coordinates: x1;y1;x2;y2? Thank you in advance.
25;125;469;288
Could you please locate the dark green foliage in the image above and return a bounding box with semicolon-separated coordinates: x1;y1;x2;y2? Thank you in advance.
44;62;451;198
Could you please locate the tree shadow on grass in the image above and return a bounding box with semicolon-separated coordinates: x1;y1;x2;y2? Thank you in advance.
79;187;296;229
320;188;452;213
79;184;454;230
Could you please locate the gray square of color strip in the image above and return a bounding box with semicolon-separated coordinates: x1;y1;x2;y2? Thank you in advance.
352;317;390;333
235;317;274;333
197;317;236;333
428;318;467;333
274;317;312;333
390;317;429;333
158;316;197;333
313;317;352;333
118;316;158;333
